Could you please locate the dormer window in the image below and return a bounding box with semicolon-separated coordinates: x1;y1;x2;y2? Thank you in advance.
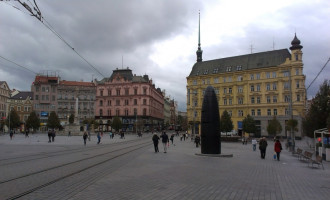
236;65;242;71
203;70;208;75
196;70;200;76
213;68;219;73
226;66;232;72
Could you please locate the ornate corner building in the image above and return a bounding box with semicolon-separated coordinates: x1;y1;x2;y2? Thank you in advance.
186;14;306;137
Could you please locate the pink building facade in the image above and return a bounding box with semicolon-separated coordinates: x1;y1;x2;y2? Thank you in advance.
95;68;164;132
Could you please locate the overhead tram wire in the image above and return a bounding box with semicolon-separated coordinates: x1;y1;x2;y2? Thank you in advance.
0;55;37;75
306;57;330;92
3;0;105;79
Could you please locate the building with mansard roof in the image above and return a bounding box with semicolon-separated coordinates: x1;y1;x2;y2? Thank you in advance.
95;68;164;132
186;14;306;137
7;91;33;132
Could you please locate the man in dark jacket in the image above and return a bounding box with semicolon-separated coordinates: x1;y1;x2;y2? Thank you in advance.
160;132;169;153
259;137;268;159
152;133;160;153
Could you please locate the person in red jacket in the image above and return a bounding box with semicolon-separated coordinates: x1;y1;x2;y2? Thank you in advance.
274;139;282;161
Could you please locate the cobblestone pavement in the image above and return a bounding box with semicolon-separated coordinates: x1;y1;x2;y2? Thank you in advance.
1;133;329;200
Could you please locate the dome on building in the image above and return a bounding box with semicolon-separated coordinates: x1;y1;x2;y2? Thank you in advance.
290;33;303;50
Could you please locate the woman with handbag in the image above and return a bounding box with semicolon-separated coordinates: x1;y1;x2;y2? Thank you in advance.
274;139;282;161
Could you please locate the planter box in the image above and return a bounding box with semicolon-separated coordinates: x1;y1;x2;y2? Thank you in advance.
326;148;330;162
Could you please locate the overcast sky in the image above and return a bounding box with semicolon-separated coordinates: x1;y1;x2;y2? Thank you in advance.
1;0;329;111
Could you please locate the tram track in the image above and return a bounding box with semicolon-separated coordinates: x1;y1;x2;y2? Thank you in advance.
0;138;152;200
0;137;140;166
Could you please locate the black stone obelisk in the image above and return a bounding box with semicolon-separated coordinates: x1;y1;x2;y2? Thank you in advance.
201;86;221;154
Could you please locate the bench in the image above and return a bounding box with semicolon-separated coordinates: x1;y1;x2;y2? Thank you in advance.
301;151;313;161
294;148;303;159
308;155;324;170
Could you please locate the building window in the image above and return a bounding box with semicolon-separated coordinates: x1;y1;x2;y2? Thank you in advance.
238;110;243;117
284;82;290;90
99;100;103;106
134;88;138;95
267;96;271;103
296;69;299;75
143;99;147;105
273;96;277;103
223;77;226;83
285;108;289;115
116;110;120;116
251;109;255;116
223;99;227;105
297;94;300;102
236;65;242;71
266;84;270;91
116;89;120;96
99;109;103;116
274;109;277;116
228;110;232;117
250;74;254;80
251;97;255;104
238;86;243;93
226;66;232;72
228;77;232;82
283;71;289;77
267;109;271;116
256;84;261;91
194;100;198;106
296;81;300;88
134;99;137;105
125;99;129;105
284;95;291;103
273;83;277;90
116;100;120;106
238;97;243;104
295;54;299;61
36;86;39;92
194;111;198;118
108;100;111;106
35;95;39;100
237;76;243;81
223;88;227;94
256;73;260;80
257;97;261;104
257;109;261;116
52;95;55;101
134;108;137;115
229;98;232;105
250;85;254;92
108;90;111;96
214;78;219;83
272;72;277;78
213;68;219;74
125;109;129;116
125;89;129;95
228;88;232;94
143;108;147;116
266;72;270;79
143;88;147;95
100;90;103;96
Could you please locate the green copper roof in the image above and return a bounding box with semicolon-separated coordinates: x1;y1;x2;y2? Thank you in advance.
189;49;291;77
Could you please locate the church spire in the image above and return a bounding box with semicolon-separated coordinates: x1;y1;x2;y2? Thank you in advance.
196;11;203;62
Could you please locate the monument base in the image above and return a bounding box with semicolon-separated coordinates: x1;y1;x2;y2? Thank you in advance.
195;153;233;158
65;124;81;135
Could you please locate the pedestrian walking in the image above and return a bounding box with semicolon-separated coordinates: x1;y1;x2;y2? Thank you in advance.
83;132;88;145
48;130;52;143
259;137;268;159
274;139;282;161
183;131;186;141
97;132;101;144
160;132;169;153
194;135;201;148
109;131;113;139
10;130;14;140
25;129;29;138
51;130;56;142
252;138;257;151
152;133;160;153
170;134;174;144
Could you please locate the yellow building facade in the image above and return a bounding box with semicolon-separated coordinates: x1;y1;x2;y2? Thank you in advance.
186;34;306;137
